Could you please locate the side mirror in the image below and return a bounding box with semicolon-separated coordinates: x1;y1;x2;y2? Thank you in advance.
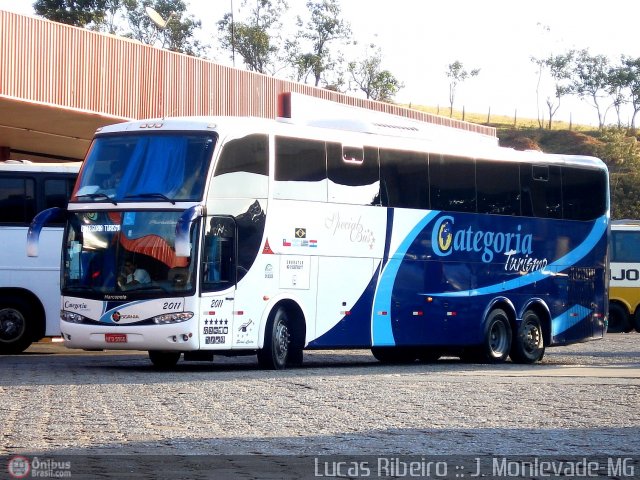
175;205;203;257
27;207;65;257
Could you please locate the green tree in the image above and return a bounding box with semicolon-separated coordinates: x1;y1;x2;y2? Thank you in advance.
531;51;574;129
446;61;479;117
121;0;203;56
347;45;403;102
570;49;611;129
287;0;351;87
620;56;640;131
33;0;108;27
217;0;287;73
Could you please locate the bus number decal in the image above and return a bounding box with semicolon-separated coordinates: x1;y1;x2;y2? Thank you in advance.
211;299;224;308
163;302;182;310
205;336;226;344
203;326;228;335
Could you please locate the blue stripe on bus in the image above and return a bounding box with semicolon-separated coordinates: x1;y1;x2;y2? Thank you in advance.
419;214;608;298
552;304;592;337
371;210;439;346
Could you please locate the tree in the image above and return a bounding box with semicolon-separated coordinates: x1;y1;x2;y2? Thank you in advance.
446;61;479;117
620;56;640;131
531;51;574;129
217;0;287;74
121;0;203;56
570;49;611;129
287;0;351;87
607;65;631;128
33;0;109;27
347;45;403;102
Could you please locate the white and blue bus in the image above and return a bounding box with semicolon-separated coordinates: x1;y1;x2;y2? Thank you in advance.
28;95;609;368
1;160;79;353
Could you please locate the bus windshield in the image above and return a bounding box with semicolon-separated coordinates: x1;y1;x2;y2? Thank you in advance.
71;133;216;203
62;210;198;298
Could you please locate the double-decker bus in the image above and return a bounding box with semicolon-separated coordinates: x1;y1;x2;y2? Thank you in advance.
608;219;640;333
1;160;79;353
28;94;609;368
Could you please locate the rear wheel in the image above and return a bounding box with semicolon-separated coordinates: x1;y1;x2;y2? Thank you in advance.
510;310;545;364
478;309;512;363
607;303;632;333
257;307;292;370
148;351;181;369
0;298;36;354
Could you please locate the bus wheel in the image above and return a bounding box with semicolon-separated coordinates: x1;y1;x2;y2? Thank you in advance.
371;347;417;364
607;303;631;333
634;310;640;333
510;310;545;364
148;351;181;369
479;309;512;363
0;298;35;354
258;307;291;370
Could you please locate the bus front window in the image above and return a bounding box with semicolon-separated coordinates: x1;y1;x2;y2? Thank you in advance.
63;211;198;298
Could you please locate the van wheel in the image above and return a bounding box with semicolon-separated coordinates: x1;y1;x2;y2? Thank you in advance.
608;303;631;333
510;310;545;364
258;307;291;370
148;351;181;369
479;309;512;363
0;298;35;354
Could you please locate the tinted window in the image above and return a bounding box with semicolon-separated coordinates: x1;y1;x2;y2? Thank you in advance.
380;149;428;209
274;136;327;201
0;176;35;224
211;134;269;198
476;160;520;215
611;230;640;263
44;177;75;209
562;166;607;220
328;143;380;205
429;154;476;212
520;164;562;218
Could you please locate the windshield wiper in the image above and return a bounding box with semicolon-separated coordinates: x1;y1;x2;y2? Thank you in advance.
75;193;118;205
124;193;175;205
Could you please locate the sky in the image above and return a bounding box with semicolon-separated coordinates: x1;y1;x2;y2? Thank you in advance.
2;0;639;126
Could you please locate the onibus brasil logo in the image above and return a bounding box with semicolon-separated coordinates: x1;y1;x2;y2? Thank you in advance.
432;215;548;272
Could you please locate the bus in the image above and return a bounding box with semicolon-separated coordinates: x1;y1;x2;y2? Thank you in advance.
28;94;609;368
608;219;640;333
1;160;79;353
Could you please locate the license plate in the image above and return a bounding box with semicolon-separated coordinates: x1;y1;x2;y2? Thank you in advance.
105;333;127;343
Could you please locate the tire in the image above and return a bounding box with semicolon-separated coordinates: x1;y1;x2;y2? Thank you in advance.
371;347;417;364
478;308;512;363
607;303;632;333
148;350;181;369
634;310;640;333
257;307;292;370
417;349;442;363
510;310;545;364
0;298;36;354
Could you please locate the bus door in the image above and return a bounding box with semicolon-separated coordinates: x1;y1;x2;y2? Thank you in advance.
200;216;237;349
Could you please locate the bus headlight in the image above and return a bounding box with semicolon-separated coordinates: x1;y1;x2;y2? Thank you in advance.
152;312;194;325
60;310;86;323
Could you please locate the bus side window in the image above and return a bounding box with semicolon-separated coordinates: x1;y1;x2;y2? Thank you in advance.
327;143;380;205
476;159;520;215
429;154;476;213
0;176;35;224
562;166;606;220
379;149;428;209
274;136;327;202
521;164;562;218
202;217;236;292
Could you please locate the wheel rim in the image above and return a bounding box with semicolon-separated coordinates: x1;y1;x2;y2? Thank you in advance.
0;308;26;343
522;320;542;354
489;319;509;357
274;319;290;363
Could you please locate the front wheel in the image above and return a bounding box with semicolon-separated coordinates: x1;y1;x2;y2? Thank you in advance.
478;309;512;363
257;307;292;370
0;298;36;354
148;350;181;369
510;310;545;364
608;303;632;333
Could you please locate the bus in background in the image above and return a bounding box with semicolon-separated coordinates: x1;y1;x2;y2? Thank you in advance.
608;219;640;333
28;93;609;368
0;160;79;353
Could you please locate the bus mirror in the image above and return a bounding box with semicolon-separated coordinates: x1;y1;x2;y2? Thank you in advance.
175;205;203;257
27;207;65;257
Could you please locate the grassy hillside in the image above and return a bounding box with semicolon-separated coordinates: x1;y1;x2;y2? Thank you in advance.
408;105;640;220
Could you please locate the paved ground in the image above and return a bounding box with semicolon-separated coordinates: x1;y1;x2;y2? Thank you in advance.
1;333;639;478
